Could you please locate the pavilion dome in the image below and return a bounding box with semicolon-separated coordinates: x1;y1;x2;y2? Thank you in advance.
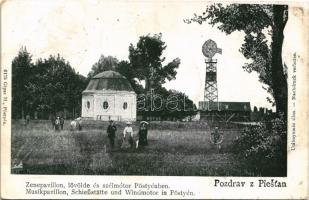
84;70;134;91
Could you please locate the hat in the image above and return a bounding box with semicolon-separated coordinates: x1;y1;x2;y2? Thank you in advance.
126;121;132;125
140;121;149;125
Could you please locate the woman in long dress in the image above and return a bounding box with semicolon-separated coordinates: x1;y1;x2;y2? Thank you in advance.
121;122;133;149
138;121;149;146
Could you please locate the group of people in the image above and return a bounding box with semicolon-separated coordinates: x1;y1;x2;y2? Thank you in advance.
51;116;65;131
70;117;83;131
106;120;149;150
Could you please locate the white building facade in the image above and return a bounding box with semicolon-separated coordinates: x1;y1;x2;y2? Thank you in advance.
81;71;136;121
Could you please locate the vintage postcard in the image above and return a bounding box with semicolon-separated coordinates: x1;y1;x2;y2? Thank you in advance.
1;0;308;199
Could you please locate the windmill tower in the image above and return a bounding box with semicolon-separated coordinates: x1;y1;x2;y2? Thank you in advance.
202;39;222;110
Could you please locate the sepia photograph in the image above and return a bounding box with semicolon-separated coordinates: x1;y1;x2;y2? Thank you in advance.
1;0;308;199
7;1;289;177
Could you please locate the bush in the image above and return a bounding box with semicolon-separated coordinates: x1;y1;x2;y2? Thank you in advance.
232;114;287;176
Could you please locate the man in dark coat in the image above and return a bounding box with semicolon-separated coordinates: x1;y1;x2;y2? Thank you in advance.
107;120;117;149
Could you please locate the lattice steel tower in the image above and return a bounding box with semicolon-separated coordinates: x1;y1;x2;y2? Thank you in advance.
204;58;218;102
202;39;222;105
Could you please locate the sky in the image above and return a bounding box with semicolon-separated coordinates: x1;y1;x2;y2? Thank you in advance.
2;0;282;110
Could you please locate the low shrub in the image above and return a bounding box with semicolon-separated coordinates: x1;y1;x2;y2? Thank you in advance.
232;113;287;176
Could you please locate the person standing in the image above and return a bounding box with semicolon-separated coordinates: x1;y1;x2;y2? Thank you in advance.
55;117;60;131
77;117;82;131
107;120;117;149
121;122;134;149
212;127;220;144
50;115;55;130
25;114;30;126
138;121;149;146
60;117;64;130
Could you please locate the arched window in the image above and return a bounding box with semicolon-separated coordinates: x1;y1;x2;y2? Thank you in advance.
86;101;90;109
123;102;128;110
103;101;109;109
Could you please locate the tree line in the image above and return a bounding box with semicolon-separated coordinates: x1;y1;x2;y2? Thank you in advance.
12;47;87;119
12;34;196;120
14;3;289;120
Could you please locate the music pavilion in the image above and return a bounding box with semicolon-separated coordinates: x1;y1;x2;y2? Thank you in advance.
81;70;137;121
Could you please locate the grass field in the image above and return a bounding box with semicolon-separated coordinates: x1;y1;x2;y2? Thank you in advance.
11;120;251;176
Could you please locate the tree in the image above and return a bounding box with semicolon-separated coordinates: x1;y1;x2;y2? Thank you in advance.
129;33;181;91
116;60;145;94
87;55;119;78
87;55;145;94
164;89;197;120
186;4;288;116
12;47;34;119
12;51;87;119
32;54;87;118
137;86;197;120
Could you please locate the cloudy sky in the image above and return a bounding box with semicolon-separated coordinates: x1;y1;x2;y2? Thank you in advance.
3;0;294;110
